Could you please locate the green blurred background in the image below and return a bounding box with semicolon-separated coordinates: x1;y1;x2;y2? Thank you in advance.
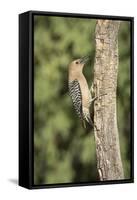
34;16;131;185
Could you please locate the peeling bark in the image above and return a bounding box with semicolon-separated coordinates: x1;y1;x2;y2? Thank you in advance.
93;20;124;180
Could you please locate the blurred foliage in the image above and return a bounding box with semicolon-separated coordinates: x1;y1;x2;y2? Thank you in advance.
34;16;131;185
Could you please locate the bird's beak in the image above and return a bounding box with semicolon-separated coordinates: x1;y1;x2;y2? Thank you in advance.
79;56;90;64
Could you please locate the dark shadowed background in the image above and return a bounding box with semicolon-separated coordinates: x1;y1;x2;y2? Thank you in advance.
34;15;131;185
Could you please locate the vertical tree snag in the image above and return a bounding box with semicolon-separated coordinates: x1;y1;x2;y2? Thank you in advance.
93;20;124;180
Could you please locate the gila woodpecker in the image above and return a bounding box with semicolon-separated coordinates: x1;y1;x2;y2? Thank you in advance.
68;56;94;128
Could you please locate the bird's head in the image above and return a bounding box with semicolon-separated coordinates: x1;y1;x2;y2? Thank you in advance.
69;56;90;72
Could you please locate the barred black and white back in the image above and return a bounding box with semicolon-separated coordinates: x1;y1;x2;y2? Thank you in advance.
68;79;82;120
68;79;93;128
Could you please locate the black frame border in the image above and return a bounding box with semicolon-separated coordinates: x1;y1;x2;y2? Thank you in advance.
19;10;134;189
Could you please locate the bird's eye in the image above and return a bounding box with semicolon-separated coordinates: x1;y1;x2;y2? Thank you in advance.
76;61;79;64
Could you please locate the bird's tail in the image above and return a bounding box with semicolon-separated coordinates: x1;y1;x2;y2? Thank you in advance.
82;119;87;129
81;117;94;129
82;107;97;130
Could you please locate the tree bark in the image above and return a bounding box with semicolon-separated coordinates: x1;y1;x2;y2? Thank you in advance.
93;20;124;180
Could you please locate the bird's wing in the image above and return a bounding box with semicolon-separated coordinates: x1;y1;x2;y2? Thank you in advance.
69;79;82;119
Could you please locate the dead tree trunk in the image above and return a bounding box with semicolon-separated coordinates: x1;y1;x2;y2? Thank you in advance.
93;20;124;180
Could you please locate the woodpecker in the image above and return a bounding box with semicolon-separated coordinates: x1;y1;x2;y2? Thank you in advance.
68;56;94;128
